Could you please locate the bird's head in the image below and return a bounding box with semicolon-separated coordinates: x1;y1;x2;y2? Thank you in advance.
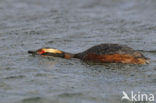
28;47;64;57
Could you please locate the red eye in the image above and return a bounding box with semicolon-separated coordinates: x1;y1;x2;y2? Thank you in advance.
37;50;45;54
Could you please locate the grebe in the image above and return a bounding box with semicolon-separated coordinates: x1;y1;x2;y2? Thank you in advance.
28;43;150;64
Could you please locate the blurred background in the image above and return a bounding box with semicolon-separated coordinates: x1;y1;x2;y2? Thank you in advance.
0;0;156;103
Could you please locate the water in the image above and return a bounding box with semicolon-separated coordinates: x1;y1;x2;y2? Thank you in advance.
0;0;156;103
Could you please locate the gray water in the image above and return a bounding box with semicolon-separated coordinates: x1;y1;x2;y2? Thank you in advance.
0;0;156;103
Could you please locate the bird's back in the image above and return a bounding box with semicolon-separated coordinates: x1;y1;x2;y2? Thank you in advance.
74;43;146;60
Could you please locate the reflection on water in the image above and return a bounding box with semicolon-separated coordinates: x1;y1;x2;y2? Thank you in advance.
0;0;156;103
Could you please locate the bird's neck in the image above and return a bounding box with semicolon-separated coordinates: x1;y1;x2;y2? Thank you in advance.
63;52;75;59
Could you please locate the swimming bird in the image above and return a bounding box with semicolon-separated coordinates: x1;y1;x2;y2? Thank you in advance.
28;43;150;64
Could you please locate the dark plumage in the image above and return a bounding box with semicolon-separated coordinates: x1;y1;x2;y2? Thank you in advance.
74;44;145;59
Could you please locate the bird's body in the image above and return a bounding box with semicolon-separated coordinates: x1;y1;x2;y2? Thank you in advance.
28;43;150;64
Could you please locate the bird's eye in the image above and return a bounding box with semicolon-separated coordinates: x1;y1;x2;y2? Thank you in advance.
37;50;45;55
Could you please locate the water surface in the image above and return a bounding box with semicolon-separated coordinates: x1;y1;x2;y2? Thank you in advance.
0;0;156;103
